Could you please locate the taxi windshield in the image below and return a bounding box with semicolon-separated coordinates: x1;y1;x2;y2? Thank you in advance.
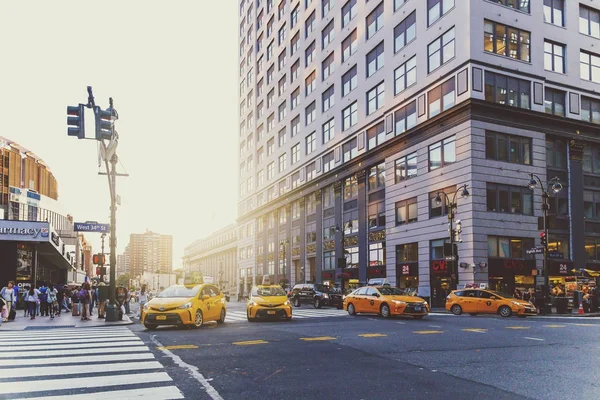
377;287;407;296
252;286;286;297
157;286;200;298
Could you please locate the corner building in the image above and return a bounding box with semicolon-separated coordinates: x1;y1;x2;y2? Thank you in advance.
237;0;600;306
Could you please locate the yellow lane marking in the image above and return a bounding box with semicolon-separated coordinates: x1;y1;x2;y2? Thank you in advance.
156;345;199;350
232;340;269;346
300;336;337;341
358;333;388;338
413;330;444;335
462;328;487;333
543;325;566;328
505;326;530;330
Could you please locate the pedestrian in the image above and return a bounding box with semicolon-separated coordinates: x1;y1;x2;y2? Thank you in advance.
137;285;147;319
25;286;40;320
79;283;91;321
89;285;97;317
38;283;48;317
1;281;15;322
97;282;106;319
47;284;58;319
533;289;545;315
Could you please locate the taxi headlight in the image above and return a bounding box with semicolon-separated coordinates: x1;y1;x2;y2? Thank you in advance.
178;302;193;309
248;301;257;307
143;303;149;310
392;300;407;305
512;301;522;306
322;294;329;299
284;300;291;306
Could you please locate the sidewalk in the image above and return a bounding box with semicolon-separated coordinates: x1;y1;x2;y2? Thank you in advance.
0;310;133;331
429;307;600;317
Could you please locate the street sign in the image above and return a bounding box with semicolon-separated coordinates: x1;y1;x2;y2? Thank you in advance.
444;255;457;261
548;252;564;259
526;247;544;255
74;222;109;233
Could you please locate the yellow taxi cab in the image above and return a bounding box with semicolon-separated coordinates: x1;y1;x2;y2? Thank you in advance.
247;277;292;321
141;281;227;330
445;288;536;318
343;285;429;319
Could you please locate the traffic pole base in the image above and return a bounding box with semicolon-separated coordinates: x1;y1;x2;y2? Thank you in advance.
105;304;119;322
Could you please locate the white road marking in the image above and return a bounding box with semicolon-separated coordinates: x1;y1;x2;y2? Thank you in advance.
0;336;139;346
428;325;442;328
523;337;545;341
397;321;406;324
0;345;148;359
0;333;138;342
151;335;224;400
11;386;184;400
0;340;142;351
0;352;155;367
3;361;163;379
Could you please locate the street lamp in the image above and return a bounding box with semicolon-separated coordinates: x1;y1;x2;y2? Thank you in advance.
335;220;353;294
279;239;289;288
434;185;469;291
527;173;563;298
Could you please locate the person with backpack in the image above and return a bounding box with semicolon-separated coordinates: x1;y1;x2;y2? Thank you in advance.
79;283;91;321
25;286;40;320
1;281;15;322
38;283;48;317
47;284;58;319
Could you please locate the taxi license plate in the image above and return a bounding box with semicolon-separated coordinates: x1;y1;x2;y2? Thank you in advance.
414;306;422;312
267;311;276;315
156;315;167;320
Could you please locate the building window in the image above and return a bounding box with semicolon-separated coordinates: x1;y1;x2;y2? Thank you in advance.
279;154;287;173
305;70;316;95
428;0;455;26
366;2;384;39
291;171;300;189
488;236;534;259
581;96;600;124
322;86;335;112
291;115;300;136
306;132;316;154
343;175;358;200
367;82;385;115
544;41;565;74
544;0;564;27
291;143;300;164
342;0;357;27
584;191;600;220
342;65;358;96
267;89;275;108
323;151;335;172
367;162;386;191
291;32;299;56
429;186;456;218
484;71;531;109
366;41;385;77
291;87;300;110
322;53;335;80
322;20;335;49
278;51;287;71
394;12;416;53
306;162;316;181
395;197;418;225
305;11;316;38
342;102;358;130
394;56;417;95
267;137;275;155
257;170;264;186
490;0;530;12
397;242;418;265
546;139;567;170
323;251;336;270
486;183;533;215
368;201;385;230
428;77;455;117
278;24;287;46
484;20;531;62
485;131;532;165
429;136;456;171
278;101;287;121
291;60;300;83
342;30;358;62
367;121;385;150
305;101;316;125
428;27;455;73
544;88;566;117
580;51;600;84
267;162;275;180
292;201;300;220
369;243;386;266
291;4;299;27
583;144;600;174
323;118;335;143
394;100;417;135
395;152;418;183
322;0;334;15
305;41;316;66
580;5;600;39
267;113;275;131
342;138;358;162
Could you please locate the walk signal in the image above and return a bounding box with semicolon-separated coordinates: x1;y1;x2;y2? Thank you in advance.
94;106;115;140
93;254;105;265
67;104;85;139
540;232;547;246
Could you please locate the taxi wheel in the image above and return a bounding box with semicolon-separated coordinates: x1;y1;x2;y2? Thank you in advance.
380;303;391;319
499;306;512;317
347;303;356;316
194;309;204;328
293;298;301;307
217;308;226;324
144;323;157;330
469;313;478;316
451;304;463;315
313;299;322;309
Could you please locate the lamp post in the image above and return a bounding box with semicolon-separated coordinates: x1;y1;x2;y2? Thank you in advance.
100;233;106;281
279;239;289;288
434;185;470;291
335;220;353;294
527;173;563;297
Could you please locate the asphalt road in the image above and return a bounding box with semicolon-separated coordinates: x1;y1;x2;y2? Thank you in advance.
130;302;600;400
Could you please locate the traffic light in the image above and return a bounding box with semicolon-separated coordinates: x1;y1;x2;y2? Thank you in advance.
67;104;85;139
94;106;115;140
540;232;547;247
92;254;105;265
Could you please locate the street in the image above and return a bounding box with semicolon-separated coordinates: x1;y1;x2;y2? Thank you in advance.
1;301;599;400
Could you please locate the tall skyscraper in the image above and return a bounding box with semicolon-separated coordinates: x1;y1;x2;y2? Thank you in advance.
129;231;173;278
237;0;599;306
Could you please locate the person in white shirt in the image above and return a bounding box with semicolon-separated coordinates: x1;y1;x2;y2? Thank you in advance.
25;286;40;320
1;281;15;322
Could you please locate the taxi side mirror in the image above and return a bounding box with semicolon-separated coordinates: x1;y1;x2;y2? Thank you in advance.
202;295;210;300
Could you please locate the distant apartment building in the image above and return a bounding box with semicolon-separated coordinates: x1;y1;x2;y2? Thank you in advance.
129;231;173;278
116;245;131;277
236;0;600;307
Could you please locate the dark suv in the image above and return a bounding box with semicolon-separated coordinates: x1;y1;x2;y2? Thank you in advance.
291;284;343;309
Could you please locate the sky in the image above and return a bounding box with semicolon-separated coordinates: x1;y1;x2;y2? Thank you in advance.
0;1;239;268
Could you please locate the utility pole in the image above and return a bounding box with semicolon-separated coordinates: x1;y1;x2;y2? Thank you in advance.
100;233;106;281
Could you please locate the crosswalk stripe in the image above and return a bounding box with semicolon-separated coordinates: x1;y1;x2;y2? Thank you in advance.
0;336;140;346
3;360;164;379
0;352;155;367
11;386;185;400
0;345;148;359
0;371;173;395
0;333;137;342
0;329;132;338
0;340;142;352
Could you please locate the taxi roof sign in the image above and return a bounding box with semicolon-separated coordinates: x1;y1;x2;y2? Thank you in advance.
367;278;390;286
184;272;204;286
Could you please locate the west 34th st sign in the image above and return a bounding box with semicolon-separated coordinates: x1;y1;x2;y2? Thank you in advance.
74;222;109;233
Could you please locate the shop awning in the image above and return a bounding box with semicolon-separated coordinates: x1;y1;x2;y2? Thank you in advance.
37;242;73;271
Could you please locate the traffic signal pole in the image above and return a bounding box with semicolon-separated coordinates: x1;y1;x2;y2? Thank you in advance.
104;153;119;321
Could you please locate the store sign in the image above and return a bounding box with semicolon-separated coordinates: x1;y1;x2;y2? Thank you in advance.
548;260;573;276
397;262;418;276
0;221;50;242
431;260;449;275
